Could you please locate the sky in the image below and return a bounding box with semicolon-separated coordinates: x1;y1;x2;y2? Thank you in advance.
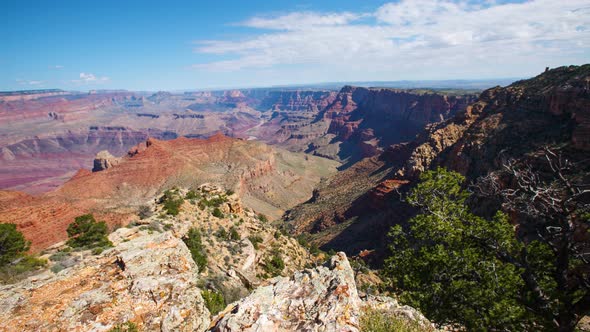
1;0;588;91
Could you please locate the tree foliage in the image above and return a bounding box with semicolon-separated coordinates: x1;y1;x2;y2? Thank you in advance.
474;148;590;331
66;214;113;248
0;224;30;266
383;168;529;330
386;161;590;331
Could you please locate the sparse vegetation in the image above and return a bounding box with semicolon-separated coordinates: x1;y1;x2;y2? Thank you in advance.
248;235;263;250
212;207;224;218
229;226;240;241
201;289;226;315
183;228;207;273
262;247;285;277
108;321;138;332
257;213;268;223
138;205;153;219
215;227;228;240
185;190;200;200
66;214;113;249
359;308;432;332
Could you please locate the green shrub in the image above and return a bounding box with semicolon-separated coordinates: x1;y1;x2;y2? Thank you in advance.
257;213;268;223
183;228;207;272
263;248;284;277
0;223;30;266
212;208;224;219
226;189;235;196
49;251;70;262
273;230;281;239
1;255;47;283
360;308;432;332
50;263;65;274
229;226;240;241
215;227;228;240
248;235;263;250
109;321;138;332
91;247;104;255
66;214;113;249
202;289;226;315
185;190;200;200
296;235;309;247
159;190;184;216
200;196;227;208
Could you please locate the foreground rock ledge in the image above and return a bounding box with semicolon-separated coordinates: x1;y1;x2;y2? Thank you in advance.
209;252;431;332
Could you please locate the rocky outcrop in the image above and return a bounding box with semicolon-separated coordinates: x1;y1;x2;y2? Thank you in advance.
284;65;590;262
92;150;121;172
210;252;431;332
0;230;210;331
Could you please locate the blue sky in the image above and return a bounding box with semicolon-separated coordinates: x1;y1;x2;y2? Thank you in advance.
1;0;588;91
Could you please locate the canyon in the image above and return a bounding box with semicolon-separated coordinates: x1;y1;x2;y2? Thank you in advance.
0;86;476;193
283;65;590;263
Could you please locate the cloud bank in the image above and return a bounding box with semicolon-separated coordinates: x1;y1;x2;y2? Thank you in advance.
193;0;590;80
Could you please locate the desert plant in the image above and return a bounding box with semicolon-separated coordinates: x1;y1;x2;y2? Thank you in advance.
212;207;224;219
229;226;240;241
201;289;226;315
360;308;433;332
248;235;263;250
66;214;113;249
0;223;30;266
183;228;207;272
263;247;284;277
108;321;138;332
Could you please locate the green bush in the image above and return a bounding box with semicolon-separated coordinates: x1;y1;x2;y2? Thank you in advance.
263;248;284;277
200;196;227;208
248;235;263;249
212;207;224;219
49;251;70;262
1;255;47;283
66;214;113;249
108;321;138;332
91;247;104;255
185;190;200;200
229;226;240;241
0;224;30;266
159;190;184;216
360;308;432;332
257;213;268;223
183;228;207;272
215;227;228;240
202;289;226;315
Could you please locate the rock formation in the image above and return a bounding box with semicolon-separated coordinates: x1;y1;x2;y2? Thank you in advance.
0;134;338;251
0;184;430;332
0;231;210;331
210;252;431;332
92;150;122;172
283;65;590;262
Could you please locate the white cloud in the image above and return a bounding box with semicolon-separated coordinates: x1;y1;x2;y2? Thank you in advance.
16;79;44;86
242;12;364;30
49;65;64;69
192;0;590;80
71;72;110;84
